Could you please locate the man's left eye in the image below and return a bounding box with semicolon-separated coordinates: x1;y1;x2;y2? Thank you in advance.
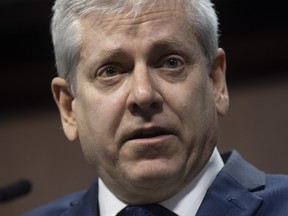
103;66;119;77
161;57;184;69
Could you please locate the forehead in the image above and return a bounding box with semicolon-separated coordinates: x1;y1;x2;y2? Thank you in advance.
81;0;194;38
78;0;204;63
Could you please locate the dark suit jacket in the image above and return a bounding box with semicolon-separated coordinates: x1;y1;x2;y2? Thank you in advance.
23;151;288;216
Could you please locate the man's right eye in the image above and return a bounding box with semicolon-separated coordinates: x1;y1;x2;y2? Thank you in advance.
97;66;122;78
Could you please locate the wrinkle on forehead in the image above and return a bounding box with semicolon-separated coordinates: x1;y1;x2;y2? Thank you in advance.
82;0;189;35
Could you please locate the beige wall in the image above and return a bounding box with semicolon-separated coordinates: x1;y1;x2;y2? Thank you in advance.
218;80;288;174
1;80;288;215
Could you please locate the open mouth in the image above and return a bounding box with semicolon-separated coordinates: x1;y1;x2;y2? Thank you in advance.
129;129;171;140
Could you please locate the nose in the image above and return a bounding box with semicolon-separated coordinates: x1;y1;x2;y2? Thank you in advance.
126;66;163;115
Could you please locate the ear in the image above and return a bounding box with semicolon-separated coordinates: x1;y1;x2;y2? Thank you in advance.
51;77;78;141
209;48;229;116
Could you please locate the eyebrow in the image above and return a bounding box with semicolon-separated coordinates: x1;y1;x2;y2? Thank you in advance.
149;37;198;62
150;37;188;51
96;36;196;63
97;48;129;60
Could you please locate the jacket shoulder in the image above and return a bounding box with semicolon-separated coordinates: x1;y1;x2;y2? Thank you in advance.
221;151;288;215
22;190;86;216
256;174;288;214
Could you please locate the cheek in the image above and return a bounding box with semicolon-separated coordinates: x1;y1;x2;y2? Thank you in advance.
73;92;126;165
168;76;216;140
75;89;124;133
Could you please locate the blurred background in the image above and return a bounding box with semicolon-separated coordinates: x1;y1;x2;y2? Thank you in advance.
1;0;288;215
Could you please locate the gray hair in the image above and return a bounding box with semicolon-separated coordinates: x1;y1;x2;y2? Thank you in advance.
51;0;219;94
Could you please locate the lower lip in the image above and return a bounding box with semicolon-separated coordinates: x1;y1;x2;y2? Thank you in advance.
127;134;173;145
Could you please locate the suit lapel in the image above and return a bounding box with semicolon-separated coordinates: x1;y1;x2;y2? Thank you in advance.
61;180;99;216
196;151;265;216
196;171;263;216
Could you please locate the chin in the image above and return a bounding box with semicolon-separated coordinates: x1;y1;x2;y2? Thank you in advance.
127;159;183;189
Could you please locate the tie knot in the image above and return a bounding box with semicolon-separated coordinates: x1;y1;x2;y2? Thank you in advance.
117;204;178;216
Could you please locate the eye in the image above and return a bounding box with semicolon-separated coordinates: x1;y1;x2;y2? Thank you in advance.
159;56;184;69
97;65;123;78
165;58;181;68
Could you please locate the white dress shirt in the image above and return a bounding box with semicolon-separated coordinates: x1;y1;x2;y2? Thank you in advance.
99;147;224;216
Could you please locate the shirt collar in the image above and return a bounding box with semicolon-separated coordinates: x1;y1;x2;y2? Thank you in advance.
161;147;224;216
99;148;224;216
98;178;126;216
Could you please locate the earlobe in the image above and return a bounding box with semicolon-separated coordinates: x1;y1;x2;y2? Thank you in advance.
51;77;78;141
210;48;229;116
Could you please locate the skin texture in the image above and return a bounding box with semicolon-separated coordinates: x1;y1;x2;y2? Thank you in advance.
52;0;229;204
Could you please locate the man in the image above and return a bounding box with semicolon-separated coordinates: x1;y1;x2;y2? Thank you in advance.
24;0;288;215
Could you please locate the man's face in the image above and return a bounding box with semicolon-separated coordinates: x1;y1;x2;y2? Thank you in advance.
52;1;228;203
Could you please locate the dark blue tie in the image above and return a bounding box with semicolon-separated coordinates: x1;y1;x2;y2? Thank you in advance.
116;204;178;216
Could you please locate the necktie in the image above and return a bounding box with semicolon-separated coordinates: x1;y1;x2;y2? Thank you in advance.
116;204;178;216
